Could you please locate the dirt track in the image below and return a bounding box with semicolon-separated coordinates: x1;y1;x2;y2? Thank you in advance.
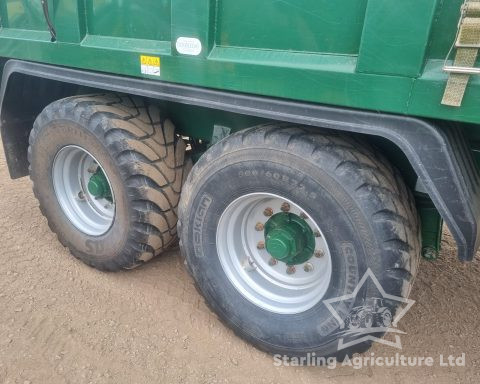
0;146;479;384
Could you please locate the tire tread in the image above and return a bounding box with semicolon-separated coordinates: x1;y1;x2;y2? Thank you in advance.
28;93;187;270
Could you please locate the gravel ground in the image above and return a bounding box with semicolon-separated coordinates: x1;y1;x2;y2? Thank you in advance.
0;146;479;384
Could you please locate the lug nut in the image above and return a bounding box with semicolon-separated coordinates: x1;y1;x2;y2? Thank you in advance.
314;249;325;258
286;265;296;275
263;207;273;217
257;241;265;250
255;222;264;231
87;165;98;174
304;263;314;272
77;191;85;200
268;258;277;266
281;202;291;212
314;230;321;238
243;257;257;272
300;212;308;219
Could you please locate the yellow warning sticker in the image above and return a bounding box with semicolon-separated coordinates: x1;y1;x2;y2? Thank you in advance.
140;55;161;77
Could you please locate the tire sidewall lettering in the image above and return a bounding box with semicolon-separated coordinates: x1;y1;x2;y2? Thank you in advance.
186;159;366;348
192;194;213;258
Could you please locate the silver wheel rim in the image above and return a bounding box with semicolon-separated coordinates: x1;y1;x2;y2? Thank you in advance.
52;145;115;236
217;193;332;315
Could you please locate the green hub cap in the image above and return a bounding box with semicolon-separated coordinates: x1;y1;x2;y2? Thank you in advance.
87;168;112;201
264;212;315;265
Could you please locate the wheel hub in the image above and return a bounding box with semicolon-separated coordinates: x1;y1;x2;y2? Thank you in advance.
88;168;113;202
52;145;115;236
216;193;332;314
264;212;315;265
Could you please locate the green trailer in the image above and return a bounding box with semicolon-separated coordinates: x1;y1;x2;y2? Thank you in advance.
0;0;479;358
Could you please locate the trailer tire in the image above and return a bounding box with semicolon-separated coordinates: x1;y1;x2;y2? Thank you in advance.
179;124;420;358
28;94;186;271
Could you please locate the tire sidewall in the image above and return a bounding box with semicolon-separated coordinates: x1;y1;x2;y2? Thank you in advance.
30;119;130;264
181;148;381;355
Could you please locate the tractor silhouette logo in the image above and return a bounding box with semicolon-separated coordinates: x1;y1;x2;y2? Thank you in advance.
345;297;393;330
324;268;415;350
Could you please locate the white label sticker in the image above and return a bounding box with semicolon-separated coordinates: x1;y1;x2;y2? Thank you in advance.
140;55;161;77
176;37;202;56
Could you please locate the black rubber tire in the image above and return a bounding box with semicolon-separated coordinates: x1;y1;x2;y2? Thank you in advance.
178;124;420;358
28;93;186;271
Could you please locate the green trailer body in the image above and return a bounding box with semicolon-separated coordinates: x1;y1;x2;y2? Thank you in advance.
0;0;476;127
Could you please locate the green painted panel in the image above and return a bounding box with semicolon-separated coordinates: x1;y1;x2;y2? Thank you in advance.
0;34;414;117
0;1;9;28
216;0;368;54
85;0;171;41
81;35;171;55
3;0;49;31
357;0;439;77
427;0;462;60
0;0;479;128
408;60;480;125
171;0;215;57
51;0;86;43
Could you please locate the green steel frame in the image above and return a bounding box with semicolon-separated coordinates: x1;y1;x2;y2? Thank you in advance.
0;0;478;130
